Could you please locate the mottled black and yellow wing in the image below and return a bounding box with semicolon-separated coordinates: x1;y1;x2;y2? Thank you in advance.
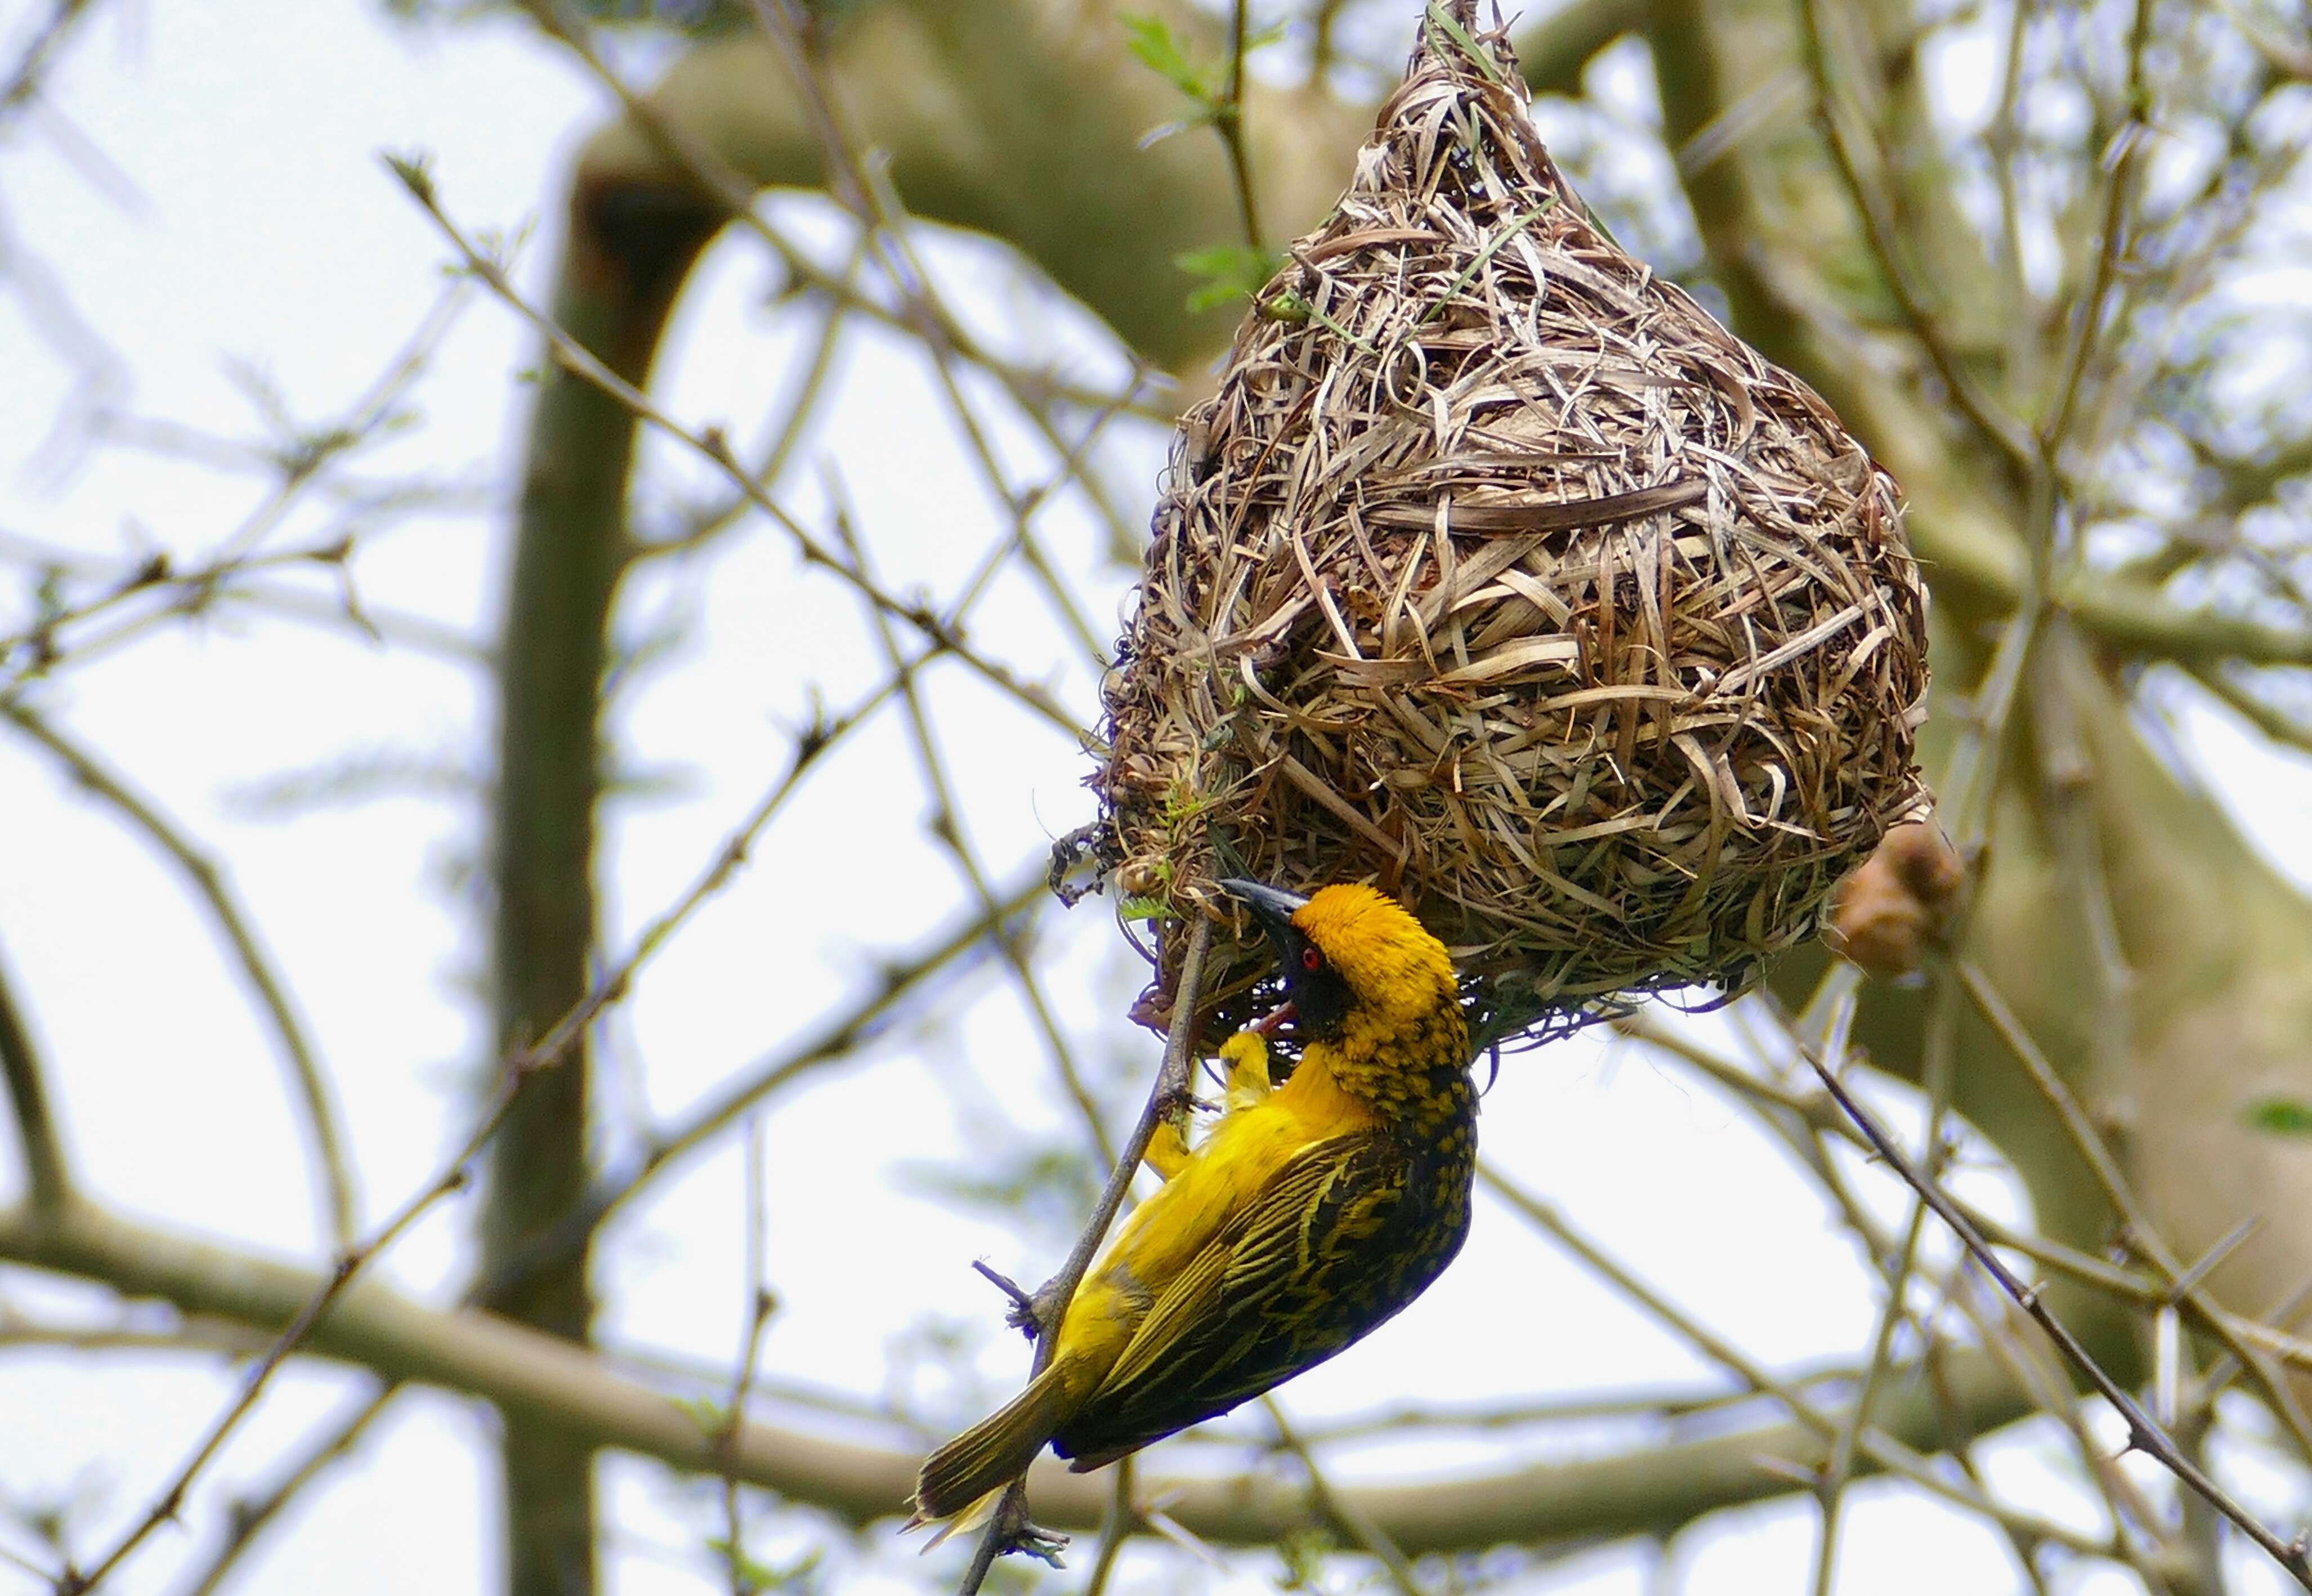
1049;1130;1468;1468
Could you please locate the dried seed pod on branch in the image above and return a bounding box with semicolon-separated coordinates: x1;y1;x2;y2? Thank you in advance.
1090;3;1929;1045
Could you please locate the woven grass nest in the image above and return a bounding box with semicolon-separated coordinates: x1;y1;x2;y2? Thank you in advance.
1089;3;1929;1045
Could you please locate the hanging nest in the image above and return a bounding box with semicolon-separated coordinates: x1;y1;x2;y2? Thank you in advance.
1088;3;1929;1045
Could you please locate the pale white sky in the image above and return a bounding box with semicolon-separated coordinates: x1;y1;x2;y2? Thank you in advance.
3;4;2311;1595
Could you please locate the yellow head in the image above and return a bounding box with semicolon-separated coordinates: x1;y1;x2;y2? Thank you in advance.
1222;880;1460;1046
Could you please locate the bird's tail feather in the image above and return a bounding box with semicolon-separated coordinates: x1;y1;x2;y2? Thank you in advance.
909;1362;1075;1535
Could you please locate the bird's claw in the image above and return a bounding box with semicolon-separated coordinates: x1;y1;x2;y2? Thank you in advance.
1006;1279;1066;1340
1009;1522;1069;1567
995;1492;1068;1567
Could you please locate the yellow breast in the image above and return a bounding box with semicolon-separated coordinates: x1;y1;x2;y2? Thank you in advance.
1047;1044;1378;1385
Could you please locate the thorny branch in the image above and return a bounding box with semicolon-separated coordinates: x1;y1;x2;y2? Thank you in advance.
1799;1030;2312;1588
1958;958;2312;1463
1476;1162;2120;1561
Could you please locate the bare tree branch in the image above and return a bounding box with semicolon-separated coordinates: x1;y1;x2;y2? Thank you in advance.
0;936;68;1211
0;1186;2148;1558
1;701;355;1245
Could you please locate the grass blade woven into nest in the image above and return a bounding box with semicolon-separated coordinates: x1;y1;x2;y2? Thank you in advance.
1091;1;1929;1047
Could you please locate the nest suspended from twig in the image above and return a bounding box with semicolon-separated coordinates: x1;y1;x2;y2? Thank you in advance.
1088;3;1929;1045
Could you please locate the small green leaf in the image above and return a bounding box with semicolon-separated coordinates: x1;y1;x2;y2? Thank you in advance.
1258;289;1312;324
1175;243;1280;313
1119;896;1170;922
2247;1096;2312;1137
1119;14;1211;101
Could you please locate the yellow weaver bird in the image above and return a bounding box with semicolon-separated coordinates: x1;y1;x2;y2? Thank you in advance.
910;879;1475;1531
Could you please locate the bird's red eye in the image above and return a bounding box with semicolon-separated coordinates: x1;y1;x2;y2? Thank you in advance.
1301;946;1322;972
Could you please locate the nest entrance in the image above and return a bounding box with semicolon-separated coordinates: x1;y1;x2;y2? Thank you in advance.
1092;5;1929;1044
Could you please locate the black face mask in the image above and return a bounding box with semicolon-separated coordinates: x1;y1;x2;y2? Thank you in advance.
1276;924;1353;1042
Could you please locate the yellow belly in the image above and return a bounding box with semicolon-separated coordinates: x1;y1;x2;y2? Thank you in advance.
1045;1044;1379;1392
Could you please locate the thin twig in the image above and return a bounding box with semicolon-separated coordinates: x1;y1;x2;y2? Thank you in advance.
0;0;99;119
2188;662;2312;759
1986;0;2036;393
1265;1398;1429;1596
1217;0;1265;252
1810;945;1966;1595
752;5;1119;665
1477;1162;2121;1559
2038;0;2153;472
1721;1000;2163;1574
1797;1039;2312;1588
1809;1192;1931;1596
716;1117;776;1596
501;684;893;1080
168;1382;401;1596
3;537;374;690
46;662;927;1594
1079;1457;1134;1596
836;500;1112;1166
1;280;472;679
1621;1009;2190;1312
516;0;1173;453
631;236;867;565
55;1094;509;1596
3;701;356;1245
1926;1342;2060;1596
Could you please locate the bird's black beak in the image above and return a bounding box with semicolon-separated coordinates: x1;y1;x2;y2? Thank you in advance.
1218;879;1308;941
